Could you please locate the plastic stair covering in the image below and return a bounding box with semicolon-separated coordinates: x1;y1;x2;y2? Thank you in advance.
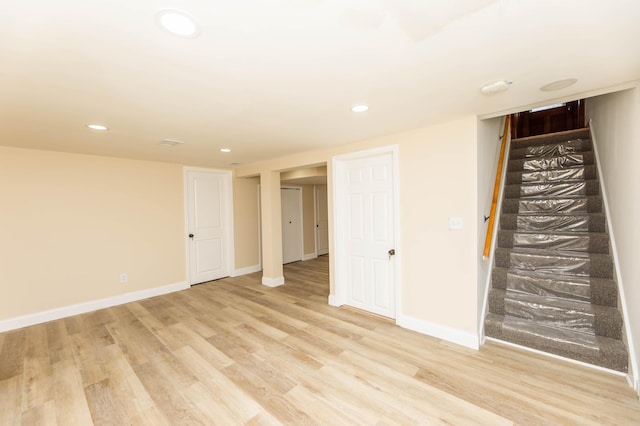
499;137;605;352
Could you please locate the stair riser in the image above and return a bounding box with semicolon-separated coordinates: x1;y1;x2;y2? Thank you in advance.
498;231;609;254
500;214;605;233
491;268;618;306
501;197;602;214
508;152;594;172
510;129;592;149
485;314;627;372
488;291;622;339
494;250;613;279
504;180;600;199
506;165;596;185
510;139;593;160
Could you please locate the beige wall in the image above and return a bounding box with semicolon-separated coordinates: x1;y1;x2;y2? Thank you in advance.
236;115;483;341
301;184;316;257
0;146;185;321
232;176;260;269
587;86;640;388
397;117;479;334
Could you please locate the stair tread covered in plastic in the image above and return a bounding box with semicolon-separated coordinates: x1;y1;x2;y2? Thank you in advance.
484;127;628;372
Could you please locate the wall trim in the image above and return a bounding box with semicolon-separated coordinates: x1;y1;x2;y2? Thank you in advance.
302;252;317;261
231;264;261;277
328;294;343;307
397;313;480;350
261;276;285;287
590;120;640;396
0;281;189;333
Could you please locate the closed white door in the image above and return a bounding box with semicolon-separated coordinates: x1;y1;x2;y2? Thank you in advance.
186;170;231;285
335;149;397;318
281;187;303;264
315;184;329;255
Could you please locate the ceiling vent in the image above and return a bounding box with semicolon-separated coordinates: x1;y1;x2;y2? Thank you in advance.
159;139;184;147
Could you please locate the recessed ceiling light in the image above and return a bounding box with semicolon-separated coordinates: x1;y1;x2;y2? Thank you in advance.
220;148;231;153
540;78;578;92
352;104;369;112
480;80;512;95
156;9;200;38
87;124;108;131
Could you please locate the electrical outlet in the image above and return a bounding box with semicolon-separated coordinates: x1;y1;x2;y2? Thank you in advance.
119;272;128;283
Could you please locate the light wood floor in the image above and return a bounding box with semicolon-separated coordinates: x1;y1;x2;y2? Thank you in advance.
1;255;639;425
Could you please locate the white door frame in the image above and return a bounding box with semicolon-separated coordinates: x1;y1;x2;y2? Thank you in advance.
331;145;401;317
183;167;235;285
314;184;329;256
280;186;303;264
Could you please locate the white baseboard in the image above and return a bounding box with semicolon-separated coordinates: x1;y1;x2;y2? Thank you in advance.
231;264;261;277
0;281;189;333
302;252;317;261
396;313;479;350
261;276;285;287
328;294;343;307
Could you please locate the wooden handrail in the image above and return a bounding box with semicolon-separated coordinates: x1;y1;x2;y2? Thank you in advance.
483;115;511;259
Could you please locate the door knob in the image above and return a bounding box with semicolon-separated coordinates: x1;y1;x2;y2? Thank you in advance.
388;249;395;256
188;234;194;238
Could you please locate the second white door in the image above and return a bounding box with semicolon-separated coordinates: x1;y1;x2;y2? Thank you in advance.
281;187;303;264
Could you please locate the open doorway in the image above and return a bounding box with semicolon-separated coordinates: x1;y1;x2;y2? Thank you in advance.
280;165;329;261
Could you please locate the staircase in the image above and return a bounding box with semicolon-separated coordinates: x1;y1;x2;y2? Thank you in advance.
484;127;628;372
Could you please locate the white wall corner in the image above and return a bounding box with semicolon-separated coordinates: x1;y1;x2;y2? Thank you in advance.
589;120;640;395
261;276;285;287
397;314;480;350
302;252;318;261
231;264;262;277
0;281;189;333
328;294;343;307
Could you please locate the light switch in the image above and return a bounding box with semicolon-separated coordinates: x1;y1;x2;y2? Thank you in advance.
449;217;464;230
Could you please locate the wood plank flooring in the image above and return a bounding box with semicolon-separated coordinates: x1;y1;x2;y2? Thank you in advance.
1;255;639;425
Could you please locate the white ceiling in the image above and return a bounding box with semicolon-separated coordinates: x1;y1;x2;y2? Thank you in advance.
1;0;639;168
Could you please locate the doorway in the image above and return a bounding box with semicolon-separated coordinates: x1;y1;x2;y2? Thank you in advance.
281;187;303;264
184;168;233;285
315;184;329;256
332;146;399;318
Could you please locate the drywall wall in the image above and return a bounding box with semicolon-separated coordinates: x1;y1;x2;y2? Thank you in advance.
232;176;260;269
476;116;504;333
236;115;482;344
587;86;640;390
0;146;185;321
398;117;479;338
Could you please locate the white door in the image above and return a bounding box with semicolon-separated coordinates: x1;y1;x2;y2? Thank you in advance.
315;184;329;255
186;169;231;285
281;187;303;264
334;148;397;318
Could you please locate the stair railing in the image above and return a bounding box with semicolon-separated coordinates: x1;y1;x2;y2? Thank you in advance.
483;115;511;259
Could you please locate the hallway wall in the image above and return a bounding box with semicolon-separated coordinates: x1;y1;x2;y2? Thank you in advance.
587;85;640;391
